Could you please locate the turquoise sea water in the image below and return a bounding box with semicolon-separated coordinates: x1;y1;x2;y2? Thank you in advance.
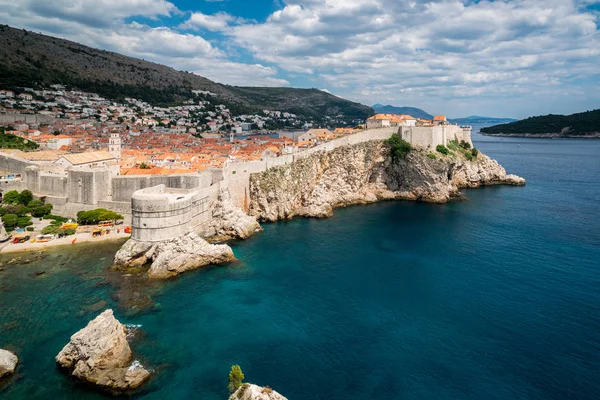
1;133;599;399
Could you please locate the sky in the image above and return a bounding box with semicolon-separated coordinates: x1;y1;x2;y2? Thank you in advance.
1;0;599;118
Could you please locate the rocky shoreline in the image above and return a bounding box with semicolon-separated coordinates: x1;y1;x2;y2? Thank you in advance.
113;231;235;279
248;141;524;222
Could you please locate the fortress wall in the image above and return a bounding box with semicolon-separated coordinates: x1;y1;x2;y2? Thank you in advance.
43;196;69;217
67;169;111;205
111;173;209;202
0;113;55;124
0;153;33;175
0;178;24;193
223;127;399;209
400;125;472;150
130;183;220;242
39;174;68;197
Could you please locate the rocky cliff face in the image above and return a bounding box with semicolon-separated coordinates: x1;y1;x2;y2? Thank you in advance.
230;384;288;400
114;231;235;279
249;141;524;221
55;309;150;393
198;191;262;242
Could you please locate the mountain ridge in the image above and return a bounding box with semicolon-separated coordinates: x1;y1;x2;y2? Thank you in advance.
372;104;434;120
0;25;373;122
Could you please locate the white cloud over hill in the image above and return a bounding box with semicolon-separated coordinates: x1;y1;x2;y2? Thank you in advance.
1;0;599;117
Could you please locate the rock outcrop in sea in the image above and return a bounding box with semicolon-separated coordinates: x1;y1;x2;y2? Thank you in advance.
198;190;262;242
229;383;288;400
248;141;525;221
55;309;150;392
114;231;235;279
0;349;18;379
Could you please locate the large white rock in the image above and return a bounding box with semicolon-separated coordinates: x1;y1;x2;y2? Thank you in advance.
114;231;235;279
0;349;18;378
56;309;150;392
198;190;262;241
230;384;288;400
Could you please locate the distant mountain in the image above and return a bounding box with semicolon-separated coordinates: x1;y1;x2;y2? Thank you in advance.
449;116;518;125
372;104;434;120
0;25;372;122
480;109;600;137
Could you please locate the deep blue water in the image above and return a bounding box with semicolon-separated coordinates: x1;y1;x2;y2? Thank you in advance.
1;133;599;399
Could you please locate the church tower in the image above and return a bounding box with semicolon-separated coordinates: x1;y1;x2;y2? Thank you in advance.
109;132;122;160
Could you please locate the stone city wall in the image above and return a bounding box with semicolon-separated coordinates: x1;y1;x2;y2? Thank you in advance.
400;125;472;150
223;127;399;209
0;125;471;236
130;183;220;242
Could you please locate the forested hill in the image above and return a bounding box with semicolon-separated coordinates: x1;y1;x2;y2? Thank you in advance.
480;109;600;136
0;25;372;121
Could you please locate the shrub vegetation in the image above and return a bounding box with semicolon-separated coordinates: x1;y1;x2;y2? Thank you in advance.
385;134;412;162
436;145;450;155
77;208;123;225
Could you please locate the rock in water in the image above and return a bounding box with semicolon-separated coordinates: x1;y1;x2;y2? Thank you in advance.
55;309;150;392
198;190;262;241
114;231;235;279
230;384;288;400
0;349;18;378
149;231;235;278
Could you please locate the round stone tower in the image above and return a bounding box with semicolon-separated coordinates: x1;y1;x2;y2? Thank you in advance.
109;132;122;160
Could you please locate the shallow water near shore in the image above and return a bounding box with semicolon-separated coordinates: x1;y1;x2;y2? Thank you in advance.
1;133;599;399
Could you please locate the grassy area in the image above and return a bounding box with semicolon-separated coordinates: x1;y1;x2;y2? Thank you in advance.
0;127;39;151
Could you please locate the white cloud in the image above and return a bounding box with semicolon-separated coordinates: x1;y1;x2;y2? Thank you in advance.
1;0;599;116
227;0;600;116
180;11;234;31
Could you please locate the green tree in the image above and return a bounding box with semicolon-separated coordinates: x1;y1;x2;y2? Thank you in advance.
32;204;53;218
459;140;471;150
28;199;43;208
19;190;33;205
139;162;151;169
471;148;479;157
2;214;18;229
385;133;412;162
228;365;245;394
2;190;21;205
77;208;124;225
17;216;32;228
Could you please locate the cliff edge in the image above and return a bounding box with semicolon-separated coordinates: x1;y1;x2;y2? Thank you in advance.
248;140;524;221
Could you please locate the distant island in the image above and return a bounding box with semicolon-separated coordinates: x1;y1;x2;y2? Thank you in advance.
481;109;600;137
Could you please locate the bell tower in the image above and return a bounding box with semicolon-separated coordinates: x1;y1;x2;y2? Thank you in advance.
109;132;121;160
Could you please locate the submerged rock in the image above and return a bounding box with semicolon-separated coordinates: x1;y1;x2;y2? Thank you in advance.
0;349;18;379
55;309;150;392
114;231;235;279
230;384;288;400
